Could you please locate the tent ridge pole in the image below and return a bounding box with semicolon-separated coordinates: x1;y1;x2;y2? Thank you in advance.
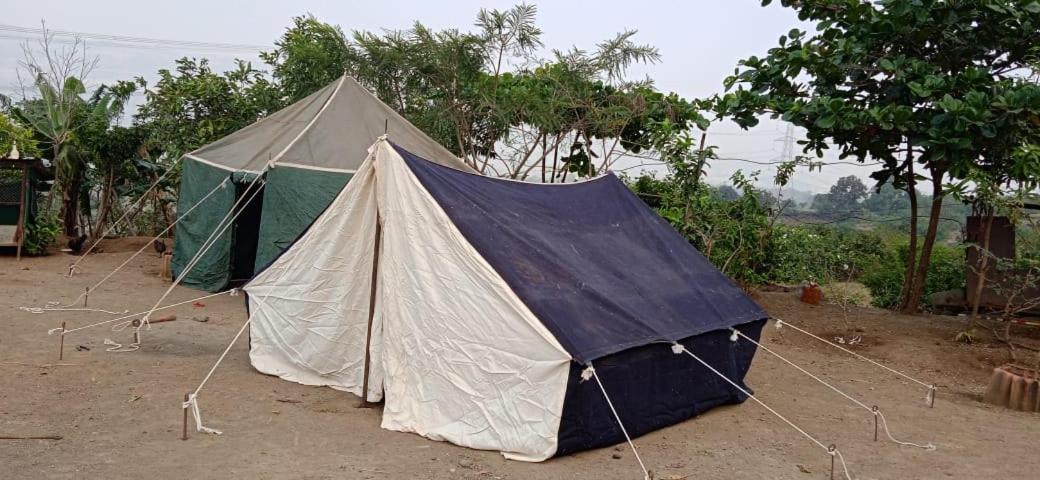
358;213;381;408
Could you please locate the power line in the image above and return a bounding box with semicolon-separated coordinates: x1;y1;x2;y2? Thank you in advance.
0;24;268;52
780;213;965;227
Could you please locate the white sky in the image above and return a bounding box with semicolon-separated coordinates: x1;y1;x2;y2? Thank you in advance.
1;0;873;194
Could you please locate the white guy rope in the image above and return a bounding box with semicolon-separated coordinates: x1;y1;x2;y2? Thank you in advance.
732;328;935;450
583;364;650;480
267;75;346;165
671;342;854;480
48;291;231;336
183;304;252;435
29;178;230;311
67;157;183;274
21;305;129;315
103;337;140;353
139;175;266;328
773;318;937;404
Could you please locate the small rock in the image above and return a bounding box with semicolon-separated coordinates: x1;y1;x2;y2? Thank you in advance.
76;345;90;351
458;458;475;469
797;464;811;474
192;316;210;323
612;452;623;459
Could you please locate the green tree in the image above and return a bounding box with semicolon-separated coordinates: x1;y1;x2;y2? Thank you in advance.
715;0;1040;312
261;6;706;180
135;58;282;160
261;15;353;104
813;175;868;215
0;112;40;157
13;28;137;235
715;185;740;201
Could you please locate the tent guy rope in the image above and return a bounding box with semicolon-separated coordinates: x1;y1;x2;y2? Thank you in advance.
183;300;251;436
66;156;182;277
731;328;936;450
25;177;230;312
670;342;855;480
773;318;937;407
48;290;231;336
583;364;650;480
139;175;267;328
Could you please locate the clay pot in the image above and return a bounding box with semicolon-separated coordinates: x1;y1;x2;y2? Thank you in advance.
983;364;1039;412
800;283;822;305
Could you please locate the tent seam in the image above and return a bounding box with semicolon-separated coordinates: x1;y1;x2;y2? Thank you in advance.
269;75;347;166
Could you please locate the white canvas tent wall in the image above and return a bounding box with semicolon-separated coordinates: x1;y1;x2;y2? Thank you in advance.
171;75;473;291
243;137;767;461
244;138;572;461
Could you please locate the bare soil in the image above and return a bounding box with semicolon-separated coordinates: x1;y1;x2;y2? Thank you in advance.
2;246;1038;479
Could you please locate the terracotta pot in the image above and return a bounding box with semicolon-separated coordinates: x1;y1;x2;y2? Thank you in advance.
800;284;822;305
983;364;1040;412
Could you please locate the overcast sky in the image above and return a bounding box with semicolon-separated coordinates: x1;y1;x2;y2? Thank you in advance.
1;0;874;194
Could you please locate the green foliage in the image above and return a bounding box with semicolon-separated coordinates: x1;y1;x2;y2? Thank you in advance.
627;169;890;287
812;175;867;214
765;226;886;284
627;169;769;285
0;113;41;157
721;1;1040;184
718;0;1040;310
861;244;965;309
135;58;282;160
259;5;708;179
21;212;60;256
261;15;353;104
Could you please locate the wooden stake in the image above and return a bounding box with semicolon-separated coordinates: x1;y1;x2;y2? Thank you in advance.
58;321;65;361
182;393;189;440
358;218;382;409
83;287;89;307
872;406;879;442
828;445;836;480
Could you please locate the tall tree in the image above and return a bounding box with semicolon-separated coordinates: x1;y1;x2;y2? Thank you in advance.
715;0;1040;312
134;58;282;160
261;15;353;104
260;6;705;180
13;26;137;235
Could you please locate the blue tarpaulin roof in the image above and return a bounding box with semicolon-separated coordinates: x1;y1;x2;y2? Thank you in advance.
397;144;767;363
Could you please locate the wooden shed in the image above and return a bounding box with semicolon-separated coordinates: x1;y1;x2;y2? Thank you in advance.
0;156;52;259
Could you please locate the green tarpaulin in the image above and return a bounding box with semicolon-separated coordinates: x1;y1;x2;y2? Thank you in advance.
254;167;351;271
170;158;235;291
170;75;472;292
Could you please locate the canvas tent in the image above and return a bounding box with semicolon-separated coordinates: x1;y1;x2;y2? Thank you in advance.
171;75;472;291
243;138;767;461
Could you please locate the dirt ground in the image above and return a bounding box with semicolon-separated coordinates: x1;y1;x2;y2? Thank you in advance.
2;242;1038;479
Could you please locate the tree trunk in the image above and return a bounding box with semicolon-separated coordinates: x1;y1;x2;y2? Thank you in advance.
92;165;115;239
968;210;995;328
61;168;82;236
898;149;918;311
902;171;946;313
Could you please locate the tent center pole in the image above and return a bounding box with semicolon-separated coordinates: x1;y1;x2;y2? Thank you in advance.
358;216;382;408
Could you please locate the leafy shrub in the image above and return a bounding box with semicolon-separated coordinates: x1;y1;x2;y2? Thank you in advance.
764;226;887;284
861;243;964;308
821;282;873;308
22;212;60;256
626;171;890;287
627;170;772;286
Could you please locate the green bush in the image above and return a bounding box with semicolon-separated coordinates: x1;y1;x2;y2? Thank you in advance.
22;212;60;256
764;226;887;284
861;243;964;309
